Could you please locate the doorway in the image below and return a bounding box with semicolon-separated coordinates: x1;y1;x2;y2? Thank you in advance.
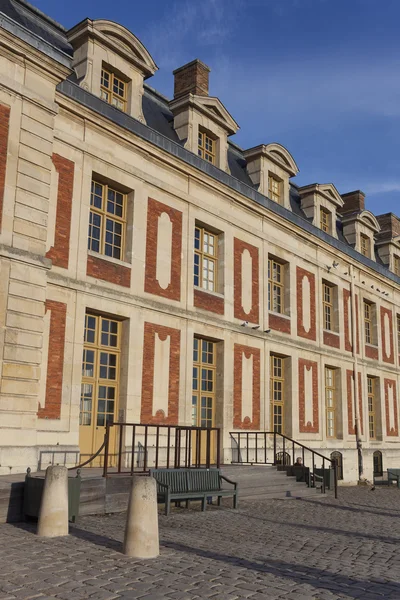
192;337;216;464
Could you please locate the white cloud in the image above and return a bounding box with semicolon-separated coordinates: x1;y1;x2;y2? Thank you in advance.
363;181;400;195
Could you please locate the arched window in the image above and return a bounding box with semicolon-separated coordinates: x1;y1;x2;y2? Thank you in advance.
276;451;291;466
373;450;383;476
330;451;343;480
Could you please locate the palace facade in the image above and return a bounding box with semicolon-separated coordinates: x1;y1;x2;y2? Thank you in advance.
0;0;399;481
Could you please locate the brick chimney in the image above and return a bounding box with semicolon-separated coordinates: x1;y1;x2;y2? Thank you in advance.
173;59;210;99
376;213;400;240
340;190;365;215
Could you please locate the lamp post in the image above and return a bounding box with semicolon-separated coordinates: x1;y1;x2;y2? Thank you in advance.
349;264;363;480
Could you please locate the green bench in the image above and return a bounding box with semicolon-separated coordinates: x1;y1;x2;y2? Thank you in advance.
149;468;238;515
373;468;400;487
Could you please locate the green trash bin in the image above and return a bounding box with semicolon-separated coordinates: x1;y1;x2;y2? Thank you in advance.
313;467;334;490
24;468;81;523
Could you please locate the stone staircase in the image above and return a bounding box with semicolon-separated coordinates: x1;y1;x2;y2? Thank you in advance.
221;464;331;500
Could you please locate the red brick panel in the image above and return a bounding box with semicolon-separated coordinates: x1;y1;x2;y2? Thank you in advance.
296;267;316;341
144;198;182;301
46;154;74;268
347;370;363;435
269;313;291;334
87;254;131;287
343;288;352;352
0;104;10;232
233;344;260;430
323;331;340;349
38;300;67;420
384;379;399;437
194;288;224;315
298;358;319;433
365;344;379;361
140;322;180;424
233;238;259;323
381;307;394;364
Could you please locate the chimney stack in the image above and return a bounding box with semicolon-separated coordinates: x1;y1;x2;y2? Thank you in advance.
340;190;365;215
173;59;210;99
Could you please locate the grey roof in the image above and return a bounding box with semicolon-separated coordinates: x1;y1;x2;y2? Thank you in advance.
142;86;181;144
0;0;72;56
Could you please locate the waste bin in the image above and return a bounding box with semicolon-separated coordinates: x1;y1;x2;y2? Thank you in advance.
24;468;81;522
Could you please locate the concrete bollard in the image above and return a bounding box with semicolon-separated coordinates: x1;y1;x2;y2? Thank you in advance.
123;476;159;558
37;465;69;538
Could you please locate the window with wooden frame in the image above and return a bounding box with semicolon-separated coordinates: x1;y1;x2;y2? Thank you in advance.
270;355;285;433
364;301;373;344
360;234;371;258
323;283;334;331
192;338;215;428
367;376;376;439
88;181;127;260
80;314;120;427
194;226;218;292
394;255;400;276
268;173;282;204
397;314;400;351
320;208;331;233
198;130;215;164
325;367;336;438
100;68;127;111
268;258;285;314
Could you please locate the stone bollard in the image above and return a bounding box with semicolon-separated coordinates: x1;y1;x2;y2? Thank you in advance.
123;476;159;558
37;465;69;538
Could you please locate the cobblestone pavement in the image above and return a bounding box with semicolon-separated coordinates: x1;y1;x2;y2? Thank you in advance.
1;487;400;600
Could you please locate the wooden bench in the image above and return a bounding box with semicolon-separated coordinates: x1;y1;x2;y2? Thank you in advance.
150;468;238;515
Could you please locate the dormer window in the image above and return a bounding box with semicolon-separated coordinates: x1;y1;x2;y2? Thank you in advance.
320;208;331;233
101;67;127;111
360;234;371;258
268;173;282;204
198;130;215;164
394;255;400;276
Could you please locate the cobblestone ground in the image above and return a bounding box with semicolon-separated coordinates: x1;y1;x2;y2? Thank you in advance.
1;487;400;600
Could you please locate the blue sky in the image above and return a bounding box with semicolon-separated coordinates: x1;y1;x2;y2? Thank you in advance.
31;0;400;215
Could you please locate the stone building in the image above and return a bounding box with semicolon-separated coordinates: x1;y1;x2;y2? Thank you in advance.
0;0;399;482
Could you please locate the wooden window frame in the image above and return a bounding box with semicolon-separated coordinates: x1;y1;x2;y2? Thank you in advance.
367;376;376;439
198;129;216;164
323;282;334;331
397;314;400;352
360;234;371;258
320;208;331;233
80;313;121;428
394;255;400;276
192;337;216;428
325;367;336;438
268;173;282;204
364;301;373;345
194;226;218;292
88;180;127;261
268;258;285;314
270;355;284;434
101;67;127;112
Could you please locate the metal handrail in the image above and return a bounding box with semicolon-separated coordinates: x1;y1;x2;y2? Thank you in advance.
229;430;338;498
68;434;108;471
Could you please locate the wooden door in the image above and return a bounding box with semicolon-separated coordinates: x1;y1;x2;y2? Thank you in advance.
79;314;120;467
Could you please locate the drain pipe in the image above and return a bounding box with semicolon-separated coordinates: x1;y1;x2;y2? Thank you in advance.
349;263;363;480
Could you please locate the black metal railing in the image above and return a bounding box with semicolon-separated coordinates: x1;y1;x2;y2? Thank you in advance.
101;422;221;477
229;431;338;498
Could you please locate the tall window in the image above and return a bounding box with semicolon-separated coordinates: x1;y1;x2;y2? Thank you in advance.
320;208;330;233
88;181;126;260
364;301;373;344
198;130;215;164
367;376;376;439
80;314;120;427
323;283;334;331
394;255;400;276
192;338;215;428
397;315;400;351
268;258;284;313
360;234;371;258
268;174;282;204
325;367;336;438
194;226;218;292
270;355;284;433
101;68;127;111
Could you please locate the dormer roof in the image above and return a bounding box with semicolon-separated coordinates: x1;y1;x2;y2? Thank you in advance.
298;183;344;208
67;18;158;78
169;93;239;136
243;143;299;178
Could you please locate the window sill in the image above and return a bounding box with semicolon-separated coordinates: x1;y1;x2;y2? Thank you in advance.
323;329;339;336
88;250;131;269
365;342;378;349
269;311;290;320
194;286;224;299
